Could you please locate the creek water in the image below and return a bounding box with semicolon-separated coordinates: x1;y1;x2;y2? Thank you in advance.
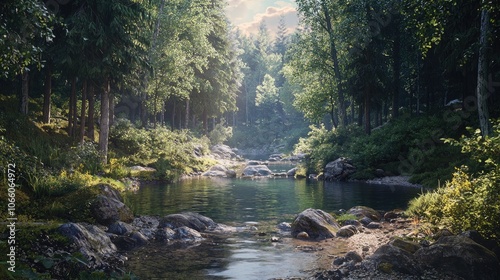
123;164;421;279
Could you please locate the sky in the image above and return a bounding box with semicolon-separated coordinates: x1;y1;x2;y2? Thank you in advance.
225;0;300;38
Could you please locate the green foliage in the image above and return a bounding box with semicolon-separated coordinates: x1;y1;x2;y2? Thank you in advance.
336;213;359;225
407;120;500;239
295;114;464;185
110;118;212;180
208;123;233;145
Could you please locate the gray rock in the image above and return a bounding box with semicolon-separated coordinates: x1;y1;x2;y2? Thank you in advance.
90;194;134;226
360;217;373;226
159;212;218;232
58;223;118;268
202;164;236;178
345;251;363;263
368;243;422;275
390;237;421;254
414;235;500;280
107;221;134;235
277;222;292;231
347;206;382;221
337;225;358;238
242;165;273;176
286;167;297;177
366;222;381;229
211;144;238;159
324;157;356;181
291;208;340;240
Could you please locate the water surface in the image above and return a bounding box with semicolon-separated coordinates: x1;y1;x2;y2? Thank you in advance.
124;170;421;279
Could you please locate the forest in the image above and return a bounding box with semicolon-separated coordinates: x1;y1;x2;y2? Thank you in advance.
1;0;500;278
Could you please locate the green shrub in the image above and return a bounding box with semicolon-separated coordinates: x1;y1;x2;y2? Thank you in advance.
208;123;233;145
407;120;500;239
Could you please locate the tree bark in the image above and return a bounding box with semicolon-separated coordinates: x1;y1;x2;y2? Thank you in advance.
99;79;110;164
109;92;115;127
87;83;95;140
79;80;87;145
364;84;371;135
68;76;77;137
20;71;29;115
321;1;347;127
476;7;490;137
185;99;190;129
392;27;401;118
43;64;52;123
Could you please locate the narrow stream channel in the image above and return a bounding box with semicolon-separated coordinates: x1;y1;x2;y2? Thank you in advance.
124;164;421;279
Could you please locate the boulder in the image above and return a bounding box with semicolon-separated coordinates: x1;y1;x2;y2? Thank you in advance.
366;222;381;229
291;208;340;240
324;157;356;181
368;243;422;275
58;223;118;268
159;212;218;232
390;237;421;254
107;221;134;235
347;206;382;222
337;225;358;238
155;226;203;243
210;144;238;159
90;194;134;226
286;167;297;177
242;165;273;177
414;235;500;280
202;164;236;178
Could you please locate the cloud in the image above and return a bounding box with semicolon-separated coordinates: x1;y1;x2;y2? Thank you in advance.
231;4;299;38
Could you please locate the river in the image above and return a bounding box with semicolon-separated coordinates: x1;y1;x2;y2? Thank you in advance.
124;164;421;279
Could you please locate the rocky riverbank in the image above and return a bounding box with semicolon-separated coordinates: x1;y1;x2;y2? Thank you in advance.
285;207;500;280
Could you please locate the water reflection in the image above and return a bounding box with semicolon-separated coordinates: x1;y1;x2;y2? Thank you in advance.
124;176;420;279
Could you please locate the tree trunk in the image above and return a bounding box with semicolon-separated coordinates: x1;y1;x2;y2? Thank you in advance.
99;79;110;164
20;71;29;115
87;83;95;140
79;80;87;145
109;92;115;127
68;77;77;137
477;6;490;137
202;109;208;135
364;84;371;135
185;99;190;129
321;1;347;127
392;28;401;118
43;64;52;123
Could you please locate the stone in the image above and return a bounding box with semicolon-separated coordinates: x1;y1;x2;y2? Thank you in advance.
211;144;238;159
159;212;218;232
241;165;273;176
174;226;203;241
286;167;297;177
345;251;363;263
277;222;292;231
365;222;381;229
107;221;134;235
323;157;356;181
337;225;358;238
347;206;382;221
359;217;373;226
383;210;403;221
202;164;236;178
90;194;134;226
291;208;340;240
58;223;118;268
414;235;500;280
109;234;138;251
368;243;422;275
296;231;310;239
390;237;421;254
343;219;362;227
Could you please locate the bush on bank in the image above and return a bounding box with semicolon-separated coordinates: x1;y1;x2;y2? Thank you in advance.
407;121;500;239
294;112;467;186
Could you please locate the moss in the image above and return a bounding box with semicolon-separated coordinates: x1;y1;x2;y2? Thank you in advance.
378;262;393;274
